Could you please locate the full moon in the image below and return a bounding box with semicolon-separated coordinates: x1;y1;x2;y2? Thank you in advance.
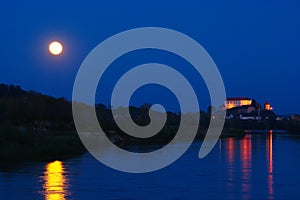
49;41;63;55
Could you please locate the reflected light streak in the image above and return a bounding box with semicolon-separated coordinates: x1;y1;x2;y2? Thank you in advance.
269;130;273;173
226;138;235;195
228;138;234;163
43;161;69;200
240;135;252;198
267;130;274;197
241;135;252;169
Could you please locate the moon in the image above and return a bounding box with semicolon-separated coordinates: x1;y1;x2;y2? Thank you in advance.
49;41;63;55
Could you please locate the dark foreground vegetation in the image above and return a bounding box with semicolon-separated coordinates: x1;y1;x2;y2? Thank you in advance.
1;84;300;161
0;125;84;161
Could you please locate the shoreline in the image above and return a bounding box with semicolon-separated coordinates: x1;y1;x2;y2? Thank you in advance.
1;124;300;163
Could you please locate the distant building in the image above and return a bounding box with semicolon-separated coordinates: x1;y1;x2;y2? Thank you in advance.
225;97;275;121
291;114;300;121
264;100;273;110
225;97;252;109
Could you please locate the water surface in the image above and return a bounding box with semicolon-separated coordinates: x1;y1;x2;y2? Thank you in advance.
1;132;300;199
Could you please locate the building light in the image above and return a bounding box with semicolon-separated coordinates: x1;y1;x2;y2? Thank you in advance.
225;97;252;109
264;100;272;111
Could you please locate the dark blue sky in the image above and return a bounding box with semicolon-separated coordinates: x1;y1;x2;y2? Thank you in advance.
1;0;299;114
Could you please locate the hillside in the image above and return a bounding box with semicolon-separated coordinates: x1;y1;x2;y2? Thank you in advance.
1;83;300;161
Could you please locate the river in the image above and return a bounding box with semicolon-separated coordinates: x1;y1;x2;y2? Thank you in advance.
1;131;300;199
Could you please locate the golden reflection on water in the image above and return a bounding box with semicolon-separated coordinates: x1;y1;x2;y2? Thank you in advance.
240;135;252;199
225;138;234;195
227;138;234;163
43;161;69;200
224;132;274;199
267;130;274;197
225;135;253;198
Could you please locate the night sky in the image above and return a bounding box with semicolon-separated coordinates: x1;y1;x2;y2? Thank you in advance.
1;0;300;114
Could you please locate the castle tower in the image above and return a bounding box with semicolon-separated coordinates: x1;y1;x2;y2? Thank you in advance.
264;100;272;110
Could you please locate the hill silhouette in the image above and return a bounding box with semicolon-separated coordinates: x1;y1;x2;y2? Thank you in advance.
1;83;300;161
0;84;83;161
0;83;72;125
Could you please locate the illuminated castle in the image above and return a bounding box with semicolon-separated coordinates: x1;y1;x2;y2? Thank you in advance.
225;97;273;111
225;97;252;109
225;97;274;120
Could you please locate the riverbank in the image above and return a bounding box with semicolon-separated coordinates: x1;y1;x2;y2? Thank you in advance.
0;124;247;162
0;125;85;162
